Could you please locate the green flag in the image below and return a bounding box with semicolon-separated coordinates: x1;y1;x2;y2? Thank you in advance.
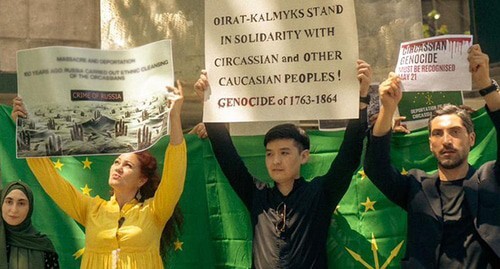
398;91;464;121
0;104;496;268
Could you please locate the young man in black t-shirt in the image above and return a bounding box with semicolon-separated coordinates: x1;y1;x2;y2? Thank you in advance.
194;60;372;268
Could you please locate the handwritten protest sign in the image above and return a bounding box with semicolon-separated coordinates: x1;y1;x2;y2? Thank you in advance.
396;35;473;92
319;84;379;131
16;40;176;158
204;0;359;122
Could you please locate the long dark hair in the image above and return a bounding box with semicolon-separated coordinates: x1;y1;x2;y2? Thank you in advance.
134;150;184;259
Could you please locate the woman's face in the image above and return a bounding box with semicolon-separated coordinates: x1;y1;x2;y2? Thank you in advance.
2;189;30;226
109;153;147;195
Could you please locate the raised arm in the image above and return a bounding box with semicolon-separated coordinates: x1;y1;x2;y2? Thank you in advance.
205;123;255;209
364;73;411;209
12;96;93;225
152;80;187;222
194;71;254;209
468;44;500;112
322;60;371;208
468;45;500;170
321;109;367;207
372;72;402;137
26;157;93;225
168;80;184;146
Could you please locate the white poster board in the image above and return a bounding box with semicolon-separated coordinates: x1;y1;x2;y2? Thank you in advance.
396;35;473;92
204;0;359;122
16;40;176;158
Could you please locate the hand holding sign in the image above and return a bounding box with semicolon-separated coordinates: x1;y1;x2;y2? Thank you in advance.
468;44;491;90
16;40;175;157
194;70;209;101
379;72;403;112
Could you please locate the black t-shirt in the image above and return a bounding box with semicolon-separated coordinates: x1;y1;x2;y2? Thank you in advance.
438;179;497;268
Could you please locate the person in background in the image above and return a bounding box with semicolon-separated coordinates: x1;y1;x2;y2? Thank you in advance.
193;60;372;268
1;181;59;268
364;44;500;268
12;81;187;269
0;206;6;269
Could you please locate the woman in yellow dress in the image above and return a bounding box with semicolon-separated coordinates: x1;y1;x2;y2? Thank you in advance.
12;81;187;268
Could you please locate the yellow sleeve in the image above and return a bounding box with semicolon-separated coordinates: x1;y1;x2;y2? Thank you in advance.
26;158;92;226
151;139;187;223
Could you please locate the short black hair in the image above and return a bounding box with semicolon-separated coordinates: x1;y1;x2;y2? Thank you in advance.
264;123;310;151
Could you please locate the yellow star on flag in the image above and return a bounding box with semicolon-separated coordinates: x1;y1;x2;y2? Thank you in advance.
358;169;368;180
401;167;408;175
425;93;434;105
80;184;92;196
53;159;64;171
334;205;340;215
82;157;93;169
174;238;184;251
72;248;85;259
361;197;376;212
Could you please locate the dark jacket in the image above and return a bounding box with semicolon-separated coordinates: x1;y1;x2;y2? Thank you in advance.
364;107;500;268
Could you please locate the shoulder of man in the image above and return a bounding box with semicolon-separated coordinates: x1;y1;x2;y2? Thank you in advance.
475;161;497;183
408;168;435;183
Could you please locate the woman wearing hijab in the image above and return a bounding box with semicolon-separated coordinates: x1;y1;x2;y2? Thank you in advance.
1;181;59;268
1;208;7;269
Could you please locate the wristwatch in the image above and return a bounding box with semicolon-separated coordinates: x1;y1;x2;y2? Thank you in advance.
359;95;370;104
479;79;499;96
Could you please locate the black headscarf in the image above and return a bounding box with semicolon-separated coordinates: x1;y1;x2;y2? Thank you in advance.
0;202;6;269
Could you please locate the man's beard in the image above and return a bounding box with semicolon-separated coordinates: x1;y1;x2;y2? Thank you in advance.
435;149;467;170
438;157;466;169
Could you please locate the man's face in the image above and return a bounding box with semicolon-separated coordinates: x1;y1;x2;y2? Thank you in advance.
265;139;309;185
429;114;475;170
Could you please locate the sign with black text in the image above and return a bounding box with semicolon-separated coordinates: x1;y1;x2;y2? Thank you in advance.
16;40;177;158
204;0;359;122
396;35;473;92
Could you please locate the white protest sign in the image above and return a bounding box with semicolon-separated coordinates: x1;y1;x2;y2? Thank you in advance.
204;0;359;122
396;34;473;91
16;40;176;158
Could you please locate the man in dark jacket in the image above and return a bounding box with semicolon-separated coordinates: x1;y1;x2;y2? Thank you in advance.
364;44;500;268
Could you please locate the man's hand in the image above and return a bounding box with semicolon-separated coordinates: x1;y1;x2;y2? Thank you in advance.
393;116;410;134
372;72;403;136
188;122;208;139
194;70;209;101
379;72;402;113
357;59;372;97
468;44;491;90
